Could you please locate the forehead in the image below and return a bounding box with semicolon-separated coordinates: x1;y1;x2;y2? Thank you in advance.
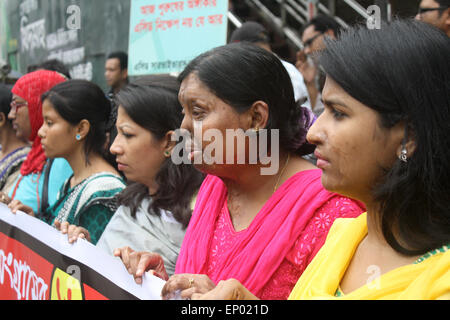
42;99;64;118
116;106;153;136
322;77;380;119
105;58;121;69
322;76;361;104
420;0;439;7
322;77;343;99
42;99;54;110
116;105;141;128
179;73;213;101
117;105;133;122
302;25;320;40
12;94;26;101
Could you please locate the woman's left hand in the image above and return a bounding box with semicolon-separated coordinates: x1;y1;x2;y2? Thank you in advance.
8;200;35;216
191;279;259;300
54;220;91;243
161;274;216;300
0;192;11;205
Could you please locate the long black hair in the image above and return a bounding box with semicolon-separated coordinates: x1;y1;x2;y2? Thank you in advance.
115;75;204;229
179;42;316;156
41;80;115;167
0;84;12;123
318;19;450;255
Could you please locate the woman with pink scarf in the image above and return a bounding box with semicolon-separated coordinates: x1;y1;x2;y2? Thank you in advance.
116;43;364;300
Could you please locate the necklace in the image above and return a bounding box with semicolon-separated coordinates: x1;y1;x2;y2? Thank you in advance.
273;153;291;193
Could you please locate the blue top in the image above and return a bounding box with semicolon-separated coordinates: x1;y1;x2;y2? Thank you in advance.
8;158;73;213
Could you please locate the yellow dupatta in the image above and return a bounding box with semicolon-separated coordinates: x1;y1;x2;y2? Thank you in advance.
288;213;450;300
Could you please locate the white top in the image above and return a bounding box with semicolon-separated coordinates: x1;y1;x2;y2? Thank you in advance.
96;198;186;276
280;59;312;110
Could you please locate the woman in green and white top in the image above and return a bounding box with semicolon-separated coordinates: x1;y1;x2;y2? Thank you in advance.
8;80;125;244
46;171;125;244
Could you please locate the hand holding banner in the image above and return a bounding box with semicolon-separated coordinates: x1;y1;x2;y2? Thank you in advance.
0;203;165;300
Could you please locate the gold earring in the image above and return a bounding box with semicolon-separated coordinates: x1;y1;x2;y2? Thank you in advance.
251;126;260;134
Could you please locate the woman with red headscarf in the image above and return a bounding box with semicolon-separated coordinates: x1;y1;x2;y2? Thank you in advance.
0;70;73;213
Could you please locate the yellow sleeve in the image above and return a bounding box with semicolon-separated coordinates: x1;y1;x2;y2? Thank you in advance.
436;292;450;300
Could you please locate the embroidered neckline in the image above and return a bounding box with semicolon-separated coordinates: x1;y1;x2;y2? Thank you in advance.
413;244;450;264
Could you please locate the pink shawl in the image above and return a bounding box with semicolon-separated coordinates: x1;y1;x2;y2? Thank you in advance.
176;169;338;296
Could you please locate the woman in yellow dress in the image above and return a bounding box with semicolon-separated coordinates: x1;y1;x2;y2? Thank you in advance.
193;19;450;300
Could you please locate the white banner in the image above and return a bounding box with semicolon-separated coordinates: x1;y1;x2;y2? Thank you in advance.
0;203;165;300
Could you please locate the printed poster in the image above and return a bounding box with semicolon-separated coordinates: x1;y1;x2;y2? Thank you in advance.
128;0;229;75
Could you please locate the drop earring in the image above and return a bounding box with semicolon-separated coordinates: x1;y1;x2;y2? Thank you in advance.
399;145;408;163
399;127;410;163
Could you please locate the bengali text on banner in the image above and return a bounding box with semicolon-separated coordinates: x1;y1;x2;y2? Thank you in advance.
0;203;165;300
